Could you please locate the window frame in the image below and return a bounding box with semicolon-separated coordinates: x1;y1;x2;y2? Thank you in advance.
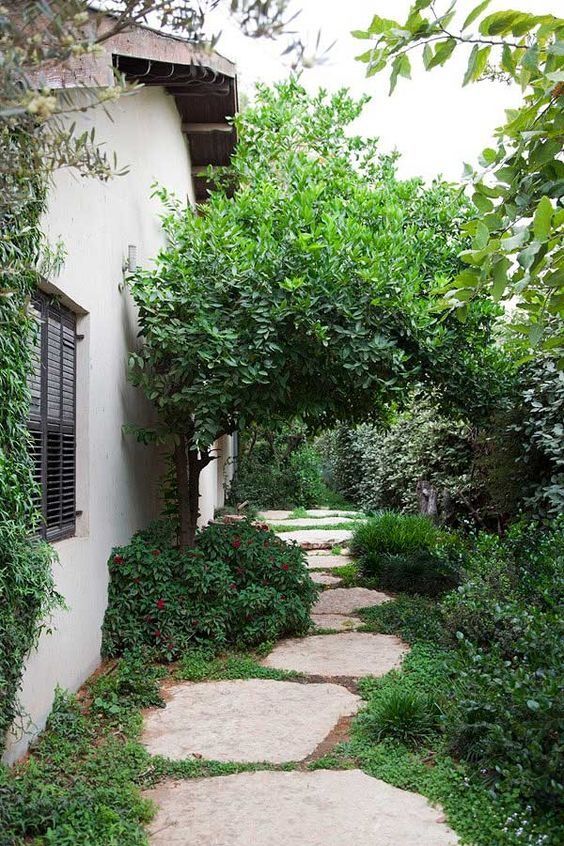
29;290;77;542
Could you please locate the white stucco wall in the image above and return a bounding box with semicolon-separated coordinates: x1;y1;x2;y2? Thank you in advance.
3;85;227;762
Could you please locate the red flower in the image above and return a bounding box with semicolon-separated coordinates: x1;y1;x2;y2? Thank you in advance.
113;554;124;565
230;583;237;591
231;537;241;549
153;630;162;639
152;549;161;557
144;614;153;623
281;595;286;600
156;598;166;610
281;563;289;571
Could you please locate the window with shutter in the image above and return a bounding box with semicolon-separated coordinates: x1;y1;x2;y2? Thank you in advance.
28;291;77;541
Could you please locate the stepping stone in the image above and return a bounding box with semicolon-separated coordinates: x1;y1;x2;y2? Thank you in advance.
311;614;361;631
303;509;364;519
145;770;458;845
310;572;341;585
313;587;390;615
280;529;352;549
307;554;352;569
259;510;294;521
269;517;359;528
141;679;360;764
262;633;408;679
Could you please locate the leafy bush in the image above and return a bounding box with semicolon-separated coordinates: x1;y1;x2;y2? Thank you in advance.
350;512;463;596
228;425;325;509
439;519;564;814
441;520;563;652
102;519;317;660
445;609;563;811
359;594;445;645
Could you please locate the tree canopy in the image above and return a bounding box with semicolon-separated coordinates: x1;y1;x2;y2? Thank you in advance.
355;1;563;361
128;80;507;544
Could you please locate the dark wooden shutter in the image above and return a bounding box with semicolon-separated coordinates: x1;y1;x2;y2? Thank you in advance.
29;292;77;541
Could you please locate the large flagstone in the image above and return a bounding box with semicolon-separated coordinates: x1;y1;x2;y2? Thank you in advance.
262;632;408;678
141;679;360;763
313;587;390;615
145;770;458;845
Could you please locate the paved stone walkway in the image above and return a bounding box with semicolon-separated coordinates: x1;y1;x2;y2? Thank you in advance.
141;520;457;845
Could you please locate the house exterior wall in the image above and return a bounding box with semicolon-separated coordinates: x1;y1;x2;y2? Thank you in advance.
3;85;229;762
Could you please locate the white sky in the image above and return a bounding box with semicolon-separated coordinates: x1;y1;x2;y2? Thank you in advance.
205;0;559;182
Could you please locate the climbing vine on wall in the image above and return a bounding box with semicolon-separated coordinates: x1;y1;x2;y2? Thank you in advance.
0;135;62;753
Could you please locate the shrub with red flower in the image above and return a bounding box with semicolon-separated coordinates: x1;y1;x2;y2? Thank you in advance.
102;518;317;660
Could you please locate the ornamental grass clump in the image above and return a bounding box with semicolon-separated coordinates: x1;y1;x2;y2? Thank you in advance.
359;687;441;747
350;512;463;596
102;518;317;660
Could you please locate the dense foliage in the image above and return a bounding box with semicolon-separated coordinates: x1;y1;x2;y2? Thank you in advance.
350;512;463;596
356;1;564;359
227;424;325;509
128;79;506;546
102;519;317;660
318;393;475;522
0;148;61;752
321;357;564;527
355;517;563;843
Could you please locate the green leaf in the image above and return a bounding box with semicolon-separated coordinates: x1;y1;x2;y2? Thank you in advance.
463;45;491;86
463;0;492;31
533;196;553;241
427;38;457;69
472;192;494;213
474;221;490;249
389;54;411;94
492;257;510;301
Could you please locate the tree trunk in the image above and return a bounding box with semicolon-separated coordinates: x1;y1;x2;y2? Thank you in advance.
416;479;438;521
174;434;194;550
174;435;213;551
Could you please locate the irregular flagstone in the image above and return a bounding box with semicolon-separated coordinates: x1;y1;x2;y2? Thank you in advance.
310;572;342;585
141;679;360;764
311;613;361;631
280;529;352;549
262;632;408;678
306;553;352;569
259;509;364;522
145;770;458;845
313;587;390;615
268;516;361;528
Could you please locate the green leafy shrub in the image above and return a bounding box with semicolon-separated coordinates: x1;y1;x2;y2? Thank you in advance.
359;687;441;747
359;594;445;645
350;512;463;596
441;520;563;652
445;609;563;811
102;519;317;660
228;434;324;510
438;519;564;811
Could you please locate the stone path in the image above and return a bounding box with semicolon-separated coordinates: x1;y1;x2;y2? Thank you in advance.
141;517;458;845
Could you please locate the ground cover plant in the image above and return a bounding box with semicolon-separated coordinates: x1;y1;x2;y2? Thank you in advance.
102;518;318;660
350;512;464;596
